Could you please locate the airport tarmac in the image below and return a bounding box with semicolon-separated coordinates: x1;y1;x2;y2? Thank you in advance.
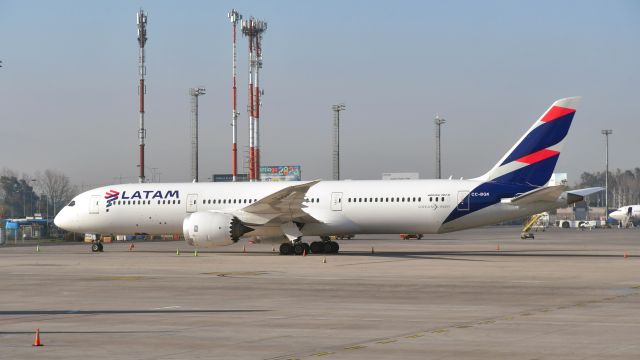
0;227;638;359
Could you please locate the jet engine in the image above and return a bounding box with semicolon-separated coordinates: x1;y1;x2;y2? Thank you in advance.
182;212;253;247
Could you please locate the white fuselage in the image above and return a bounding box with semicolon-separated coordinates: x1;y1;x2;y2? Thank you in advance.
609;205;640;222
55;179;561;239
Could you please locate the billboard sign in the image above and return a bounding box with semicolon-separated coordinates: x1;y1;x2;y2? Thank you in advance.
260;166;302;182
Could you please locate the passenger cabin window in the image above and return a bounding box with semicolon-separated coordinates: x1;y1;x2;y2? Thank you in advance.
68;200;76;207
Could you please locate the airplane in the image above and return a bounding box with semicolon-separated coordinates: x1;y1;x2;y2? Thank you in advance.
609;205;640;227
55;96;602;255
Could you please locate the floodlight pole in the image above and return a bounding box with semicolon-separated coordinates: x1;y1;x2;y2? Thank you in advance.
434;115;446;179
602;129;612;222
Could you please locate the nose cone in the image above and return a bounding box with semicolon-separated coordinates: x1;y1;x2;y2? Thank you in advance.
609;211;622;221
54;209;68;230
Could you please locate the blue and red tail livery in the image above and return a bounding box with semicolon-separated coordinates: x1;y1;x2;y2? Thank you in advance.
479;97;580;187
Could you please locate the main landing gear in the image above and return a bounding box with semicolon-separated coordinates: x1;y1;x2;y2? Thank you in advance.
279;239;339;255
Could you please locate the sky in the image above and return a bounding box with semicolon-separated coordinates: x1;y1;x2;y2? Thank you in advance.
1;0;638;188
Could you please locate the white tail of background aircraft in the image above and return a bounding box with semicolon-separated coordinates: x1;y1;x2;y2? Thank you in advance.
55;97;601;254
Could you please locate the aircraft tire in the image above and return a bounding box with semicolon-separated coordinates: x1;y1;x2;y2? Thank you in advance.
279;242;293;255
329;241;339;254
293;243;305;256
310;241;324;254
91;243;100;252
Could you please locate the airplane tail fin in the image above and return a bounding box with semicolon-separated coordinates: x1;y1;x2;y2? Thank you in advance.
477;97;581;187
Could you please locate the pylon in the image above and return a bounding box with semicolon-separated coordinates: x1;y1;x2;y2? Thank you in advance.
322;257;327;263
303;248;307;256
496;244;500;251
176;248;181;256
194;250;198;257
624;252;628;259
32;328;43;346
128;243;134;251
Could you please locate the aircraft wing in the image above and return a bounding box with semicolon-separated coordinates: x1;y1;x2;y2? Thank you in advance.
232;180;322;225
504;185;566;205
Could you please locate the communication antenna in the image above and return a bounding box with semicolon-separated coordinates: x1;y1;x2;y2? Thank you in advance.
136;9;148;183
228;9;242;181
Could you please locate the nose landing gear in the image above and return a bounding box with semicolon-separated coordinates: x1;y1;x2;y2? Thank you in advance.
91;241;103;252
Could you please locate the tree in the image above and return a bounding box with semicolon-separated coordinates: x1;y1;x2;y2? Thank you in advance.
36;170;77;217
0;175;39;218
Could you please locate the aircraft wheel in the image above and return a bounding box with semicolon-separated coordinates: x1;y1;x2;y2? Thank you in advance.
91;242;103;252
310;241;324;254
329;241;339;254
293;242;305;256
323;241;333;253
279;242;293;255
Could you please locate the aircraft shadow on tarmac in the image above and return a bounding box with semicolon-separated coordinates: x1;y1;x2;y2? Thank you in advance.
0;309;268;316
337;250;635;261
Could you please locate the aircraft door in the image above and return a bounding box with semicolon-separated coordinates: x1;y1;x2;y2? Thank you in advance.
186;194;198;213
89;195;100;214
457;191;470;211
330;192;343;211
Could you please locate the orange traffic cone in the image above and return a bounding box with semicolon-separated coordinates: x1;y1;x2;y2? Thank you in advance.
33;328;43;346
496;244;501;251
303;248;307;256
624;252;629;259
128;243;134;251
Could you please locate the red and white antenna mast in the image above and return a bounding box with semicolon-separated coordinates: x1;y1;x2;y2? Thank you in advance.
242;17;267;181
136;9;148;183
228;9;242;182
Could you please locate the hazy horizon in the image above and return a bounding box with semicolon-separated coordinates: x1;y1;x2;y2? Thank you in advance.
1;0;638;188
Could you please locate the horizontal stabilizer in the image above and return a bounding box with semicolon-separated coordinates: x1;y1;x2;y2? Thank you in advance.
503;185;566;205
567;187;604;204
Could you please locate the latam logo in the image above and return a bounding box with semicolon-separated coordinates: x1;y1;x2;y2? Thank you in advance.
105;190;120;208
104;189;180;207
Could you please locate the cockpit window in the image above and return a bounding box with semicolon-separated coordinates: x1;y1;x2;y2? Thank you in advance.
68;200;76;207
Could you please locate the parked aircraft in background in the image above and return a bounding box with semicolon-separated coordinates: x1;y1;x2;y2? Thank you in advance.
610;205;640;227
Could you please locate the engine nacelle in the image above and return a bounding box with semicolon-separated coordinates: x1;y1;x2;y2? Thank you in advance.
182;212;253;247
